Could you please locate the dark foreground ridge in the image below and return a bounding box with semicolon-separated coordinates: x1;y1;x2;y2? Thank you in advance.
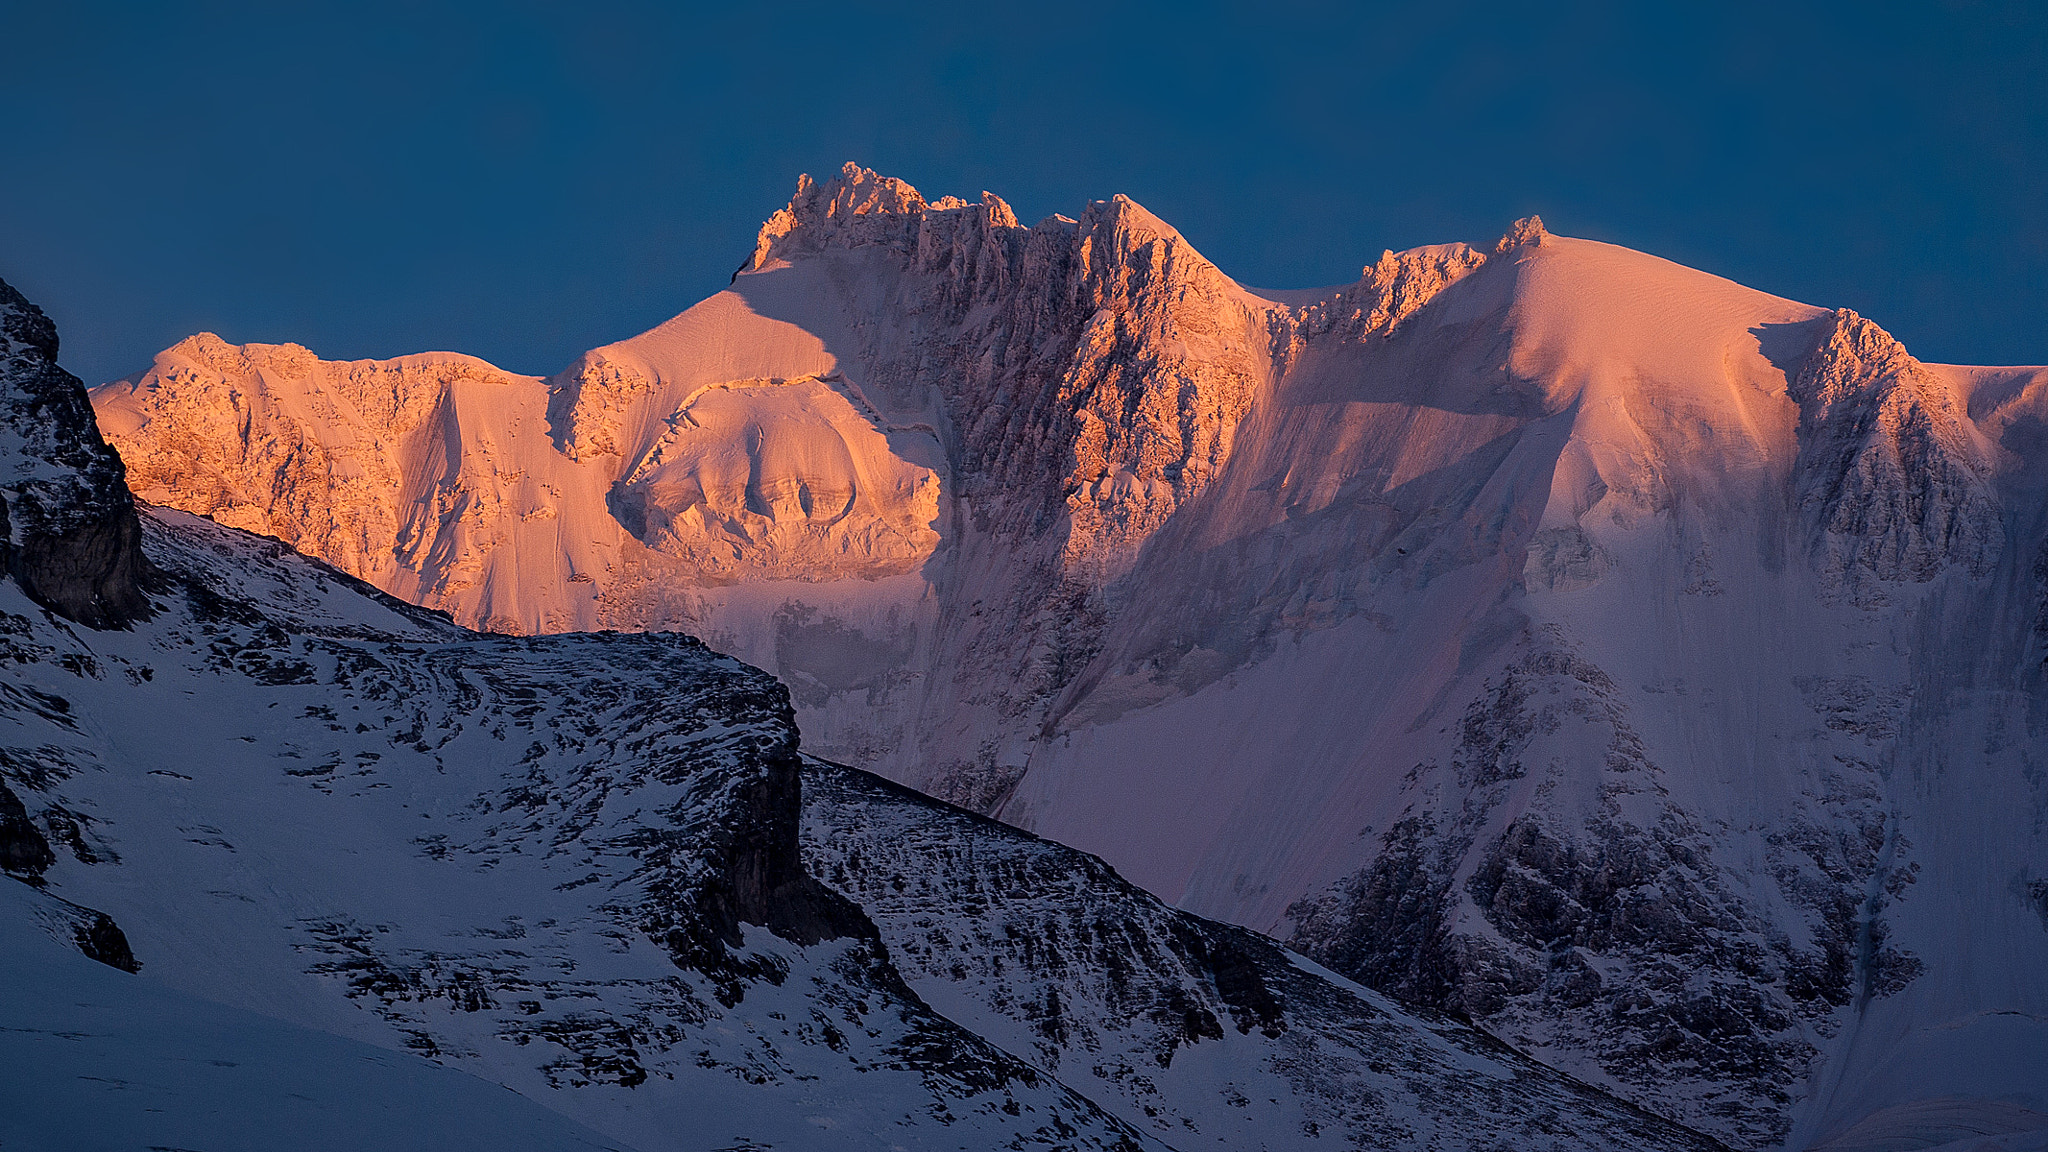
0;278;150;627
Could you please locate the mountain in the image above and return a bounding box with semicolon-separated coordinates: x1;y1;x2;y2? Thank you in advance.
89;165;2048;1149
1;274;1726;1149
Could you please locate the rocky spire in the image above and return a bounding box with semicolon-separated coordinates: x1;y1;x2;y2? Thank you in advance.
0;278;150;626
1792;308;2000;603
1495;214;1548;253
742;163;931;273
740;162;1028;276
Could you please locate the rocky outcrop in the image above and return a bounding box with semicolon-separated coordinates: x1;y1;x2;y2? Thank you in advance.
0;278;149;627
3;728;139;974
624;643;876;991
742;163;940;273
1287;643;1918;1149
1278;214;1540;360
734;163;1277;583
0;776;55;877
1790;309;2001;606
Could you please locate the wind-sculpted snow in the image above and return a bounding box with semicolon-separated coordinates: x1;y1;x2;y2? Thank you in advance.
801;759;1721;1152
1283;643;1916;1144
89;165;2048;1149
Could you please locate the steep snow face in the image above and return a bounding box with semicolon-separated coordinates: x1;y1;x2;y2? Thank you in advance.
92;166;2048;1148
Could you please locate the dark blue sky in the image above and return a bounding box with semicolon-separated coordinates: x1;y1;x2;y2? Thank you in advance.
4;1;2043;388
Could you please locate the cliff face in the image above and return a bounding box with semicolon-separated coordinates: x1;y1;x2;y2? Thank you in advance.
89;167;2048;1149
800;757;1722;1152
0;278;148;627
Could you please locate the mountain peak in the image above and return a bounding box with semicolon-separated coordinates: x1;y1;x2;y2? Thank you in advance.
802;161;928;223
744;162;938;273
1495;214;1548;253
0;279;61;363
1795;308;1914;410
1788;305;2001;603
0;278;150;627
87;188;2048;1151
741;164;1179;279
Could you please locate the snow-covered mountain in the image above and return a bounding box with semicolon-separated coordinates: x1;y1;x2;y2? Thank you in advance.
2;274;1725;1150
89;165;2048;1149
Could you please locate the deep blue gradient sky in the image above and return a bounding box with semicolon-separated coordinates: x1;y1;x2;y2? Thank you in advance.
3;1;2044;388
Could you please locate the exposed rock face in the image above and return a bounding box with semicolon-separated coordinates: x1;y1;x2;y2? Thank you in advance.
0;776;55;876
1285;644;1916;1143
1282;240;1489;354
90;168;2048;1149
1790;308;2002;605
0;278;148;626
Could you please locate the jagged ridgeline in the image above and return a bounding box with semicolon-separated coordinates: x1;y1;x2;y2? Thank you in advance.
0;276;1727;1149
78;164;2048;1150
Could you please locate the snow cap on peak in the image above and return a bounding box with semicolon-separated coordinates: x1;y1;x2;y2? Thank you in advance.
157;332;330;379
805;161;928;222
1495;215;1548;254
739;165;1206;281
1822;308;1911;364
1822;309;1914;375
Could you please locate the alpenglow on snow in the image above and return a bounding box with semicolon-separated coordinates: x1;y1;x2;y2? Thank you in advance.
73;164;2048;1151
